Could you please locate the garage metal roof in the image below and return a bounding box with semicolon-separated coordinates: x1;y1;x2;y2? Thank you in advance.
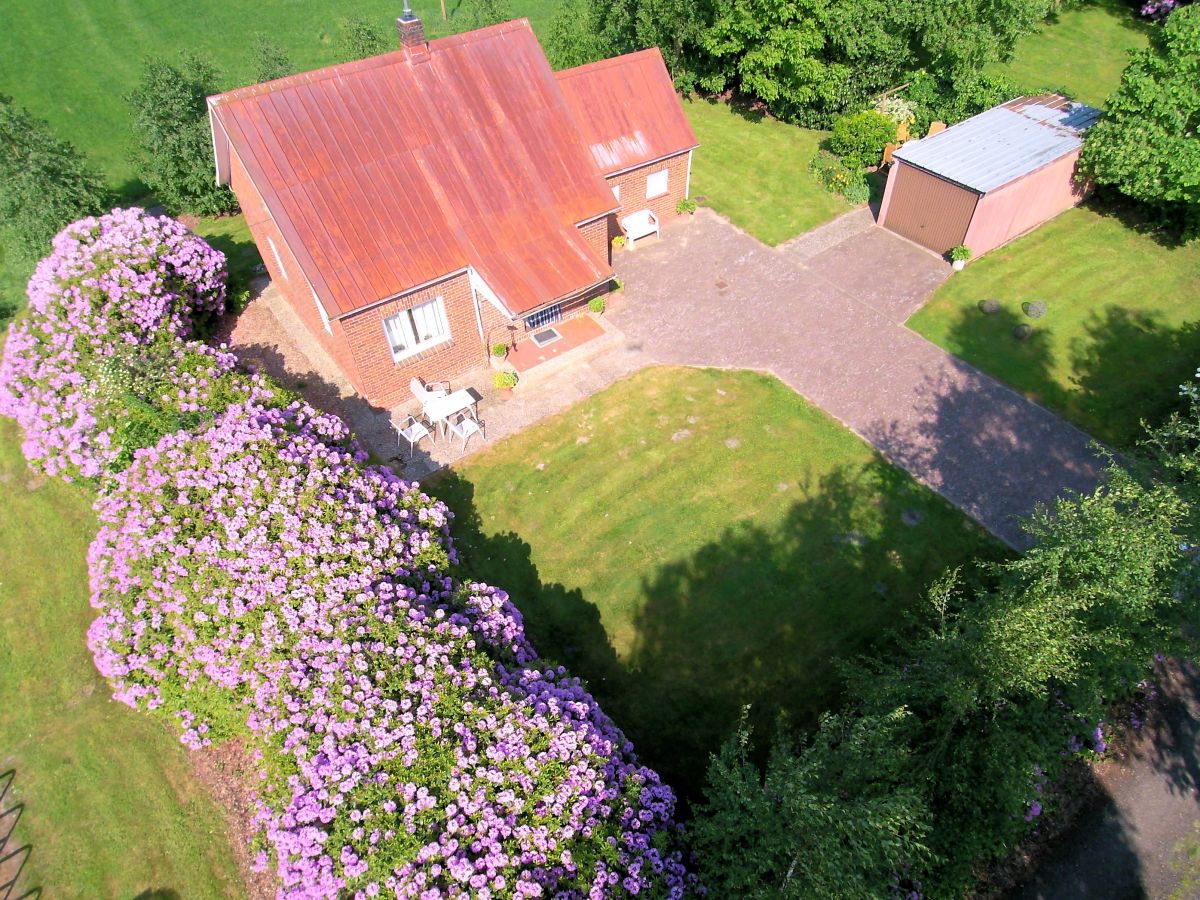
893;95;1102;194
556;49;699;176
209;19;616;318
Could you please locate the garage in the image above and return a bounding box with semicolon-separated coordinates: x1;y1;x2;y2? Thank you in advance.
878;94;1102;258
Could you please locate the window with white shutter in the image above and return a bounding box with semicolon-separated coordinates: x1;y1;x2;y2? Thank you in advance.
382;297;451;362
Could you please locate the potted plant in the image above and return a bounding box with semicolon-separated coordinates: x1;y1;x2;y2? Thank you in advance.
493;369;518;394
588;296;606;315
949;244;972;271
675;197;697;216
492;342;508;358
611;235;626;252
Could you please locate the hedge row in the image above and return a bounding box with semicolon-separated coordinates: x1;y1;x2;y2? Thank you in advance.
0;210;691;898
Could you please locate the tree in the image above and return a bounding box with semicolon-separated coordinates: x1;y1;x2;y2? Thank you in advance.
252;34;293;83
545;0;609;69
340;16;389;61
0;95;109;256
828;109;897;167
691;708;930;898
1079;5;1200;239
454;0;514;31
127;55;238;216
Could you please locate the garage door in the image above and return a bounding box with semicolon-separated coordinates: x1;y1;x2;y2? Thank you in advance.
881;163;979;256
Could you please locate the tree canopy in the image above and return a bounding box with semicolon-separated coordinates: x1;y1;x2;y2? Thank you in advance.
1079;5;1200;239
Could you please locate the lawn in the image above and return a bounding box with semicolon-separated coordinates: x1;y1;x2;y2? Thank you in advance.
432;366;1000;802
0;419;244;897
989;0;1150;107
684;98;854;245
908;206;1200;448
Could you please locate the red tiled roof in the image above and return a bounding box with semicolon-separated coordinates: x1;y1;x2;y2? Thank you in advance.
210;20;616;318
556;49;699;176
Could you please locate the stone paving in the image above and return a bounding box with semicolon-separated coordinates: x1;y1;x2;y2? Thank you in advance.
611;210;1104;547
221;207;1104;546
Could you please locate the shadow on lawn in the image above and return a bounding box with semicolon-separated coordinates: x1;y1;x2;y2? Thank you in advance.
435;457;1000;808
0;770;38;900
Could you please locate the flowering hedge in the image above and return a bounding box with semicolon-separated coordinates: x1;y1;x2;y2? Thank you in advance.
3;212;691;898
0;208;231;479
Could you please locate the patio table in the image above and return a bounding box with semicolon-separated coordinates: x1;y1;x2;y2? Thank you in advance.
423;388;481;437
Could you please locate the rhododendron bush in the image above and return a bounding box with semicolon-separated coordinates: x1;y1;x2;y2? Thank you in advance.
1;212;691;898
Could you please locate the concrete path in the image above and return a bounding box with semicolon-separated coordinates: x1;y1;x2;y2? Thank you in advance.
1014;661;1200;900
613;210;1105;547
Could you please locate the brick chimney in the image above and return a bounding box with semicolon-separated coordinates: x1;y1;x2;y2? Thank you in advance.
396;0;425;50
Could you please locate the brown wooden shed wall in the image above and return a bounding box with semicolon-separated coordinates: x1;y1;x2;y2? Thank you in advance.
880;163;979;255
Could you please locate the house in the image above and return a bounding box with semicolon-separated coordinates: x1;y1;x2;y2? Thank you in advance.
878;95;1101;258
207;14;698;408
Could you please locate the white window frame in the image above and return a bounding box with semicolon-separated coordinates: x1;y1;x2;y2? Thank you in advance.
611;183;621;203
645;169;669;200
382;296;451;363
266;236;287;281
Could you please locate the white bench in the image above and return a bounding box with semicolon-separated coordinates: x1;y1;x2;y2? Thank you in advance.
621;209;660;249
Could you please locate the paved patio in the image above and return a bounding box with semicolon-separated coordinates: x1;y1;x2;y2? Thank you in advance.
610;209;1104;547
220;207;1103;546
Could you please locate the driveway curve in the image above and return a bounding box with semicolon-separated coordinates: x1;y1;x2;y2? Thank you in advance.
613;209;1104;547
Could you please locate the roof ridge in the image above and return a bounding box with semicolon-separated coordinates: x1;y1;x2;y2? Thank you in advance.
554;47;663;80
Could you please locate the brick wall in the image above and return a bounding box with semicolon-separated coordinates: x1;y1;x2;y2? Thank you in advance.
340;272;484;409
606;150;691;237
577;216;614;267
228;150;364;392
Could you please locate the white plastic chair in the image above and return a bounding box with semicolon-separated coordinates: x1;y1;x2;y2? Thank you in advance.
446;414;484;454
395;415;432;456
409;377;449;404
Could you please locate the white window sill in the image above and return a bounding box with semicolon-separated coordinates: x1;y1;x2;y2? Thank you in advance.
646;190;668;200
390;335;451;364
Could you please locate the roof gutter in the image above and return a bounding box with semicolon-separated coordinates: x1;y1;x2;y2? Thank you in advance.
599;145;699;180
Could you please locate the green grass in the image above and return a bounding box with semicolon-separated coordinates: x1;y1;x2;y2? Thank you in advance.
0;419;244;897
432;366;1001;802
684;98;854;245
192;214;264;295
989;0;1150;107
908;206;1200;448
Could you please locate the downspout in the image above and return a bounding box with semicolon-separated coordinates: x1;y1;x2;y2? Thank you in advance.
685;149;693;199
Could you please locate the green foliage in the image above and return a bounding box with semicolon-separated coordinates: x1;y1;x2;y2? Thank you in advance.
493;369;518;389
828;109;895;167
949;244;972;262
1079;6;1200;240
691;708;930;898
340;16;389;61
0;95;109;257
588;295;606;313
126;55;238;216
252;34;294;83
903;69;1024;133
590;0;706;89
612;234;626;249
491;342;509;357
545;0;609;69
809;150;869;203
697;0;851;127
675;197;698;214
455;0;515;30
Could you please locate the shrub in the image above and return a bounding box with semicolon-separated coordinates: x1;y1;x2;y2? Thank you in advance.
612;235;626;250
491;342;508;357
588;295;606;314
340;16;388;61
494;369;519;390
874;95;916;126
828;109;896;168
949;244;972;262
252;34;293;83
0;95;111;257
809;150;870;203
676;197;698;215
0;209;232;479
